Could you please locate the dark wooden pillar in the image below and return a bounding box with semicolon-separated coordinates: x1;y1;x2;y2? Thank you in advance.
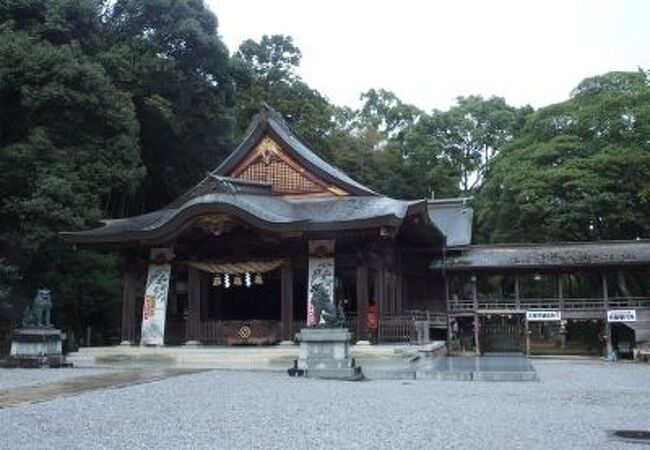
443;273;453;346
514;275;521;310
395;252;403;310
558;274;564;311
603;271;613;359
185;266;201;344
472;274;478;310
472;275;480;355
373;270;382;313
356;265;369;342
200;271;210;320
525;316;530;356
558;274;566;349
281;262;294;341
474;313;481;356
121;271;137;344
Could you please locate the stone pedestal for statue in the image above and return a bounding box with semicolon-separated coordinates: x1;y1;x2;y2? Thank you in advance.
290;328;363;380
9;328;67;368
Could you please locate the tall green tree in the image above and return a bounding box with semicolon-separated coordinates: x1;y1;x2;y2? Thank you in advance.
232;34;334;156
332;89;433;198
476;71;650;243
0;13;143;331
101;0;236;213
415;96;531;193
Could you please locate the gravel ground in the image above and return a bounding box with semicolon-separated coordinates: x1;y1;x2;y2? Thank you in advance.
1;360;649;449
0;368;113;390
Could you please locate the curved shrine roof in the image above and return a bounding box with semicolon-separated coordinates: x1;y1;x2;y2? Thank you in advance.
61;105;449;245
61;185;435;244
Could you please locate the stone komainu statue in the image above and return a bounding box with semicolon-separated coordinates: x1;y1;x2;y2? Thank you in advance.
310;283;345;328
22;289;52;327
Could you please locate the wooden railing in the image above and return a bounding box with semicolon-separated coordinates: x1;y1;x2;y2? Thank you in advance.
378;312;447;343
609;297;650;308
448;296;650;312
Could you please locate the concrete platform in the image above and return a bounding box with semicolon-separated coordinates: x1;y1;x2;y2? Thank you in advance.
67;344;535;381
67;342;447;373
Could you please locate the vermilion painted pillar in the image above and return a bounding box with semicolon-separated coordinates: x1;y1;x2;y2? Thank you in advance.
356;265;369;342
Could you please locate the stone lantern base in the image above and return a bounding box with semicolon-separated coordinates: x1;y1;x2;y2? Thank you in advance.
289;328;363;380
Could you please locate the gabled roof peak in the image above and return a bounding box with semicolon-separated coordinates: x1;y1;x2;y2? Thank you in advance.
214;105;378;197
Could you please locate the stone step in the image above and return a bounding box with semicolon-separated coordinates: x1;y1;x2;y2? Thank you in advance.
306;366;364;381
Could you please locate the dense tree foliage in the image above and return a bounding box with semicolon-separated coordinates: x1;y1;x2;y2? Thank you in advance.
421;96;531;192
0;0;236;339
101;0;236;213
232;34;335;157
476;71;650;243
0;1;645;341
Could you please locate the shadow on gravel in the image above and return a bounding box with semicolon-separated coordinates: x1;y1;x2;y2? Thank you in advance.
0;368;205;408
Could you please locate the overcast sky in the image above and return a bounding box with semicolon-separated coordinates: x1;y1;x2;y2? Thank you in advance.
207;0;649;111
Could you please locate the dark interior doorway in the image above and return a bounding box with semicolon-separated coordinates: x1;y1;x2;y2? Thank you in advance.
206;270;281;320
481;314;524;353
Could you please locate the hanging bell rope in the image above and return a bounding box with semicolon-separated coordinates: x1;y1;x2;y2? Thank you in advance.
184;259;285;275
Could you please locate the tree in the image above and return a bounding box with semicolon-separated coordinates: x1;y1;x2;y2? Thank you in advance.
235;34;302;83
358;89;422;140
0;18;143;329
0;24;143;248
101;0;236;213
0;0;238;338
414;96;531;193
476;71;650;243
232;34;334;156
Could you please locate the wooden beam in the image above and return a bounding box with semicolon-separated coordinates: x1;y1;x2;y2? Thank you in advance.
185;266;201;344
281;262;294;341
603;271;613;359
443;273;453;348
356;265;369;342
558;274;564;311
120;271;137;344
379;268;388;313
472;274;478;310
525;316;530;356
514;275;520;311
200;270;210;321
474;313;481;356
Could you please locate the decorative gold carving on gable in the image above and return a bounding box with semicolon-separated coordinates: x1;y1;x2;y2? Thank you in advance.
229;136;348;196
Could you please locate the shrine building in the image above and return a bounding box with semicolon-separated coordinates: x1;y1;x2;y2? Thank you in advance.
62;105;650;355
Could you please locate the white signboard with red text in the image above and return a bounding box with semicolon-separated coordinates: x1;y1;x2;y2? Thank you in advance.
526;311;561;321
607;310;636;323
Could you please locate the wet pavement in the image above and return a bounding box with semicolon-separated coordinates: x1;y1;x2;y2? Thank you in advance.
361;353;537;381
0;368;204;408
418;353;537;381
425;353;535;372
